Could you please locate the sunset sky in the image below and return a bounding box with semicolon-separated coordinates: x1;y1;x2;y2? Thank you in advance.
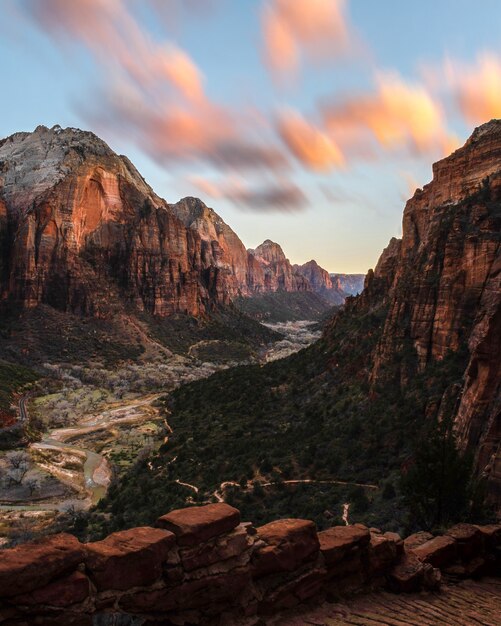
2;0;501;272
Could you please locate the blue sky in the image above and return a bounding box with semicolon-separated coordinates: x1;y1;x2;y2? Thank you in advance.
2;1;501;272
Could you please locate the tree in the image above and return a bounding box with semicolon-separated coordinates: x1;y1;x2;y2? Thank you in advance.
400;416;476;531
25;477;39;496
5;451;30;486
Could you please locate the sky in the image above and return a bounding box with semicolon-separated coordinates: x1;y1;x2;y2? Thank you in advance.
1;1;501;273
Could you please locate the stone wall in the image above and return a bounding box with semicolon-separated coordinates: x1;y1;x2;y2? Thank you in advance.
0;503;499;625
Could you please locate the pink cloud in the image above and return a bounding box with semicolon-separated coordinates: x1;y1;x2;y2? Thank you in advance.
277;109;344;170
323;73;458;157
262;0;355;80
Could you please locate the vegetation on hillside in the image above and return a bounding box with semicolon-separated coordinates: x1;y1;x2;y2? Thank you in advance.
83;296;489;541
234;291;333;322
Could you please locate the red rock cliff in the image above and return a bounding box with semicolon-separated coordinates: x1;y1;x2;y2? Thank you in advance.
294;259;346;304
0;126;320;318
361;120;501;503
248;240;310;292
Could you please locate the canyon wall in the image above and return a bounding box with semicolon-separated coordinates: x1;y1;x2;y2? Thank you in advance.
0;503;499;625
348;120;501;504
0;126;347;321
294;260;346;304
248;240;310;293
330;273;365;296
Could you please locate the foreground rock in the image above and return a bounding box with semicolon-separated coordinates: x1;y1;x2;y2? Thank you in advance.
0;504;499;625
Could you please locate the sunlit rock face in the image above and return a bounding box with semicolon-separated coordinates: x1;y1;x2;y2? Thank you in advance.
248;239;310;292
294;259;346;304
170;196;252;300
356;120;501;504
0;126;326;318
0;125;218;316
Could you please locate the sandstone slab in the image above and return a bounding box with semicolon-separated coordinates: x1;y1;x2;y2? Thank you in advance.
12;571;89;608
0;534;84;597
252;519;319;578
156;503;241;547
85;526;176;590
318;524;370;566
411;535;457;568
446;523;484;560
387;554;424;593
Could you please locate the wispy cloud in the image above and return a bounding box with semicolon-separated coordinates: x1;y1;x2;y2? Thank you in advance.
262;0;356;81
277;109;344;170
322;73;459;157
188;175;307;212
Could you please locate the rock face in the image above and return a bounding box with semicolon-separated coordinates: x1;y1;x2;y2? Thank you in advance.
0;125;339;320
1;504;499;625
354;120;501;504
330;273;365;296
294;260;345;304
0;125;224;317
170;196;252;300
248;240;310;293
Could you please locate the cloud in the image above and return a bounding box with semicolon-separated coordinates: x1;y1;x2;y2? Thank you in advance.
189;176;307;212
24;0;291;182
262;0;354;80
323;73;458;157
444;54;501;125
24;0;206;102
277;109;344;170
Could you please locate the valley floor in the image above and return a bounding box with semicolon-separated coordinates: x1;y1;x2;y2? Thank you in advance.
0;319;320;544
276;578;501;626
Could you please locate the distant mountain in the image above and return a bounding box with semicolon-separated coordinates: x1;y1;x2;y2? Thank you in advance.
294;260;345;304
0;125;342;329
330;273;365;297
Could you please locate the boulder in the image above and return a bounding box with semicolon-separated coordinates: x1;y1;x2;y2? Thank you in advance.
12;571;89;608
411;535;457;568
403;531;433;551
446;523;484;561
179;524;251;572
252;519;319;578
368;533;399;574
318;524;370;566
0;534;85;597
474;524;501;550
383;532;404;556
85;526;176;591
156;503;240;547
387;554;425;593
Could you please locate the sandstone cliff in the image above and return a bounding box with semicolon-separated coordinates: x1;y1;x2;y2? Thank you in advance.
294;259;346;304
330;272;365;296
0;125;228;317
0;126;324;321
248;240;310;292
362;121;501;503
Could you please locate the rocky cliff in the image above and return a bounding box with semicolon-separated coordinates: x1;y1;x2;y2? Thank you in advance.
0;125;229;317
248;240;310;293
0;126;335;322
294;259;346;304
330;272;365;296
362;120;501;503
